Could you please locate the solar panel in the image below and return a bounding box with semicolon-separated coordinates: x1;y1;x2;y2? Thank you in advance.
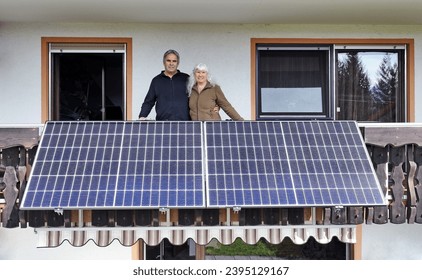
21;121;205;210
21;120;385;211
205;121;385;208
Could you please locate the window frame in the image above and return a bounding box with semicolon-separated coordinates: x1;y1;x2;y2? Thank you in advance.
255;44;333;120
250;38;414;122
41;37;133;122
335;45;406;122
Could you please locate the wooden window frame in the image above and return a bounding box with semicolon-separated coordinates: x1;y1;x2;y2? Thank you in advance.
250;38;415;122
41;37;133;122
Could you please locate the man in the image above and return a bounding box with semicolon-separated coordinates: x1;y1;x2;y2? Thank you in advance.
138;49;190;121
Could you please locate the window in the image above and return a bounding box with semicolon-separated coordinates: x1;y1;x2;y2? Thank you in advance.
252;39;413;122
256;45;332;120
51;50;125;121
336;47;405;122
41;37;133;122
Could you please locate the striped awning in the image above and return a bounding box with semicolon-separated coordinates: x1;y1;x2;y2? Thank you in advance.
34;225;357;248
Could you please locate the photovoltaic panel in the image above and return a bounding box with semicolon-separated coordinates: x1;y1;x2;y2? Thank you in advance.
205;121;385;208
20;121;205;210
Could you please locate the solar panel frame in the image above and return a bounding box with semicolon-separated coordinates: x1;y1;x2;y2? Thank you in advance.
20;121;206;210
204;120;386;208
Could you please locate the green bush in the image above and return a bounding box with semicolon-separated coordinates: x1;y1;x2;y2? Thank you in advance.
206;238;278;256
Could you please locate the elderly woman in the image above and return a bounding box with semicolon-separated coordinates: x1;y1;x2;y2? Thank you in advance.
187;63;244;121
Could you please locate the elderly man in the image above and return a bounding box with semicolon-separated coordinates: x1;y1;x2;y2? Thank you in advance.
138;49;190;121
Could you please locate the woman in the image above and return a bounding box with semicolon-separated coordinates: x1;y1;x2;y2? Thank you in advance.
187;63;244;121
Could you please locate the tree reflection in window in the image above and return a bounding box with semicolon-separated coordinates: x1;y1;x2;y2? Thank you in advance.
336;51;403;122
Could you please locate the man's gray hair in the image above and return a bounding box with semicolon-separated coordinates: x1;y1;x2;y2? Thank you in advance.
163;49;180;63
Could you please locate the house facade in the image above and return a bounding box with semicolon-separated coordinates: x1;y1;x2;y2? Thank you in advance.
1;1;422;260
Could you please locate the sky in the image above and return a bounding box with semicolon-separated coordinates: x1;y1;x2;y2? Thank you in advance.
338;52;398;87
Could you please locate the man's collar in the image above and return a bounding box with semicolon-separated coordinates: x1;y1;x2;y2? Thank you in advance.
162;70;180;78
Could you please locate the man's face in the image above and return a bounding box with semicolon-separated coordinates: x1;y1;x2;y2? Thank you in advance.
163;53;179;76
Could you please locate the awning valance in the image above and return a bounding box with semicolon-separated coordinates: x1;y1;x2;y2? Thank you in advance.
34;225;357;248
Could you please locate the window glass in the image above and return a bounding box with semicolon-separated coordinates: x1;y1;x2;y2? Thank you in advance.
336;50;405;122
256;47;330;120
48;42;127;121
261;87;322;113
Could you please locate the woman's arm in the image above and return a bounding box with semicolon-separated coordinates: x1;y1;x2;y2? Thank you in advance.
215;85;244;121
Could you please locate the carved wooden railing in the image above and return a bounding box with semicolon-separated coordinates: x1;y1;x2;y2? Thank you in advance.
362;123;422;224
1;123;422;229
0;126;39;228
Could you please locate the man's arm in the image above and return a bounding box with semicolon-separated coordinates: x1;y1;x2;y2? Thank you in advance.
138;80;157;119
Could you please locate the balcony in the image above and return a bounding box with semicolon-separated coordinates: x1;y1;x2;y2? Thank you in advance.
1;122;420;248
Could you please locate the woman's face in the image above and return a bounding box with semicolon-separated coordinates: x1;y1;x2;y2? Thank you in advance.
194;69;208;84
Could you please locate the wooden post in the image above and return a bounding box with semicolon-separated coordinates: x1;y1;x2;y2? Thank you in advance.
132;240;145;260
195;244;206;260
351;224;362;260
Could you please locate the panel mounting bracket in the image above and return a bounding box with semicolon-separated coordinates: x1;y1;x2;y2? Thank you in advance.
54;208;63;215
232;206;241;213
334;205;344;213
159;207;169;214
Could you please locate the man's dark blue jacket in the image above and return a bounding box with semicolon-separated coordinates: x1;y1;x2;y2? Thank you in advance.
139;70;190;121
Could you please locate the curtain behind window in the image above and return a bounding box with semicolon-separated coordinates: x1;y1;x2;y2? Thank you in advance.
257;49;329;119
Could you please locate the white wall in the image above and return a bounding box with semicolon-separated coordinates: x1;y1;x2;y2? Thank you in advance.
0;228;131;260
362;224;422;260
1;23;422;123
1;22;422;260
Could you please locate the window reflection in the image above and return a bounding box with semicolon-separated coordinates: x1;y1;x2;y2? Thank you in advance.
336;51;404;122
